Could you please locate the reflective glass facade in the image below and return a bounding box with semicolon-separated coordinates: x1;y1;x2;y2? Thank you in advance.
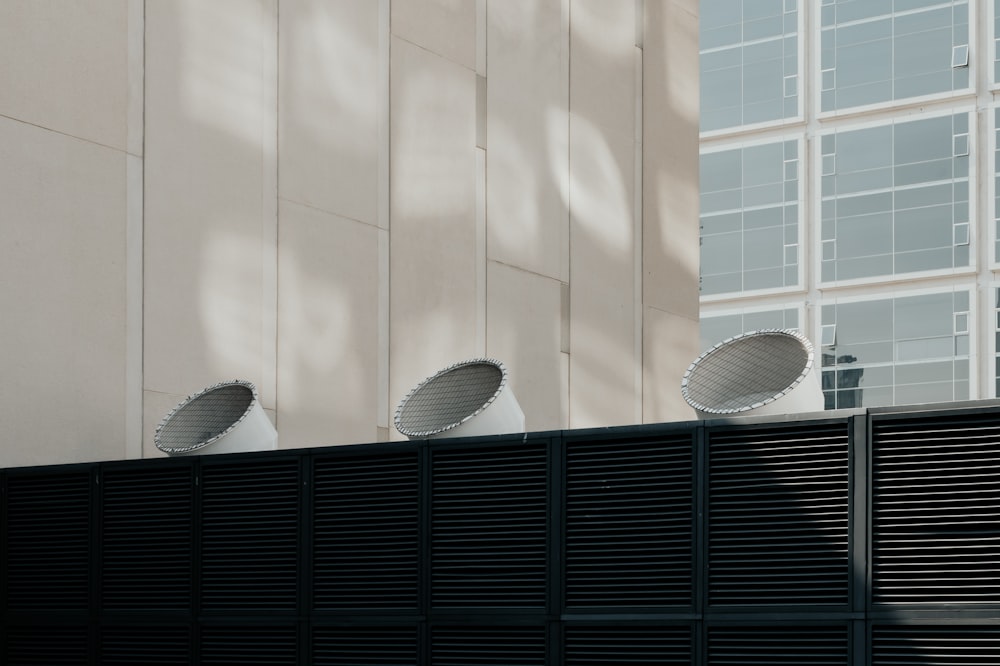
699;0;991;409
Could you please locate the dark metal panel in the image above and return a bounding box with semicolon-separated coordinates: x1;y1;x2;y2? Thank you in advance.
311;624;419;666
871;623;1000;665
5;624;91;666
563;622;694;665
99;624;191;665
429;624;547;665
705;622;850;665
199;624;298;665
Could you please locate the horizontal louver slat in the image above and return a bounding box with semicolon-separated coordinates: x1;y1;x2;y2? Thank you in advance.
6;471;91;611
200;460;299;612
872;625;1000;665
708;425;850;606
312;452;419;610
311;625;418;665
431;626;547;665
872;414;1000;604
101;465;193;611
564;625;692;665
707;625;849;664
431;445;548;608
565;437;694;608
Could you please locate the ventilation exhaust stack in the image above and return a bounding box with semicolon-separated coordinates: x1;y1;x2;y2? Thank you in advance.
681;329;824;419
155;380;278;456
395;358;525;439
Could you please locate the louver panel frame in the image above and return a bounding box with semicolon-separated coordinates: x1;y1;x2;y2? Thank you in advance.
5;468;93;612
100;462;194;612
871;623;1000;666
871;410;1000;606
706;623;850;665
311;624;419;666
564;432;695;609
706;422;852;607
199;624;298;665
563;623;694;665
99;624;191;665
430;624;548;666
312;449;420;611
430;439;550;610
199;457;300;613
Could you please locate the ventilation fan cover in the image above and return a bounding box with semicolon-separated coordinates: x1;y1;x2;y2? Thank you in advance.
395;358;525;439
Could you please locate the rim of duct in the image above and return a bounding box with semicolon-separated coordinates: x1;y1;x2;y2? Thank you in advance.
395;358;510;438
680;328;817;415
154;379;260;454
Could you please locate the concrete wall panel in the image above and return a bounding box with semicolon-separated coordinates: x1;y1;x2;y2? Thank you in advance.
392;0;476;69
643;306;698;424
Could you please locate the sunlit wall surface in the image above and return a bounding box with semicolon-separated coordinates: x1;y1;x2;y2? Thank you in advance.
699;0;990;409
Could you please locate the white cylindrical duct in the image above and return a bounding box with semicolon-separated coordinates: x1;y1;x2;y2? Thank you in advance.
681;329;824;419
395;358;525;439
154;380;278;456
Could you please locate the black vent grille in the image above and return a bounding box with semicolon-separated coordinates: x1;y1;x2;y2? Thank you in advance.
564;625;693;665
430;625;547;665
101;465;193;610
872;414;1000;604
312;625;419;665
200;460;299;611
99;625;190;665
872;624;1000;665
5;625;90;665
312;452;419;610
707;625;849;665
565;436;694;608
6;471;92;611
431;445;548;608
199;626;297;665
707;424;850;606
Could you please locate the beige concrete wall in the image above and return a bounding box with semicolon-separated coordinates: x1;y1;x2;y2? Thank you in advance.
0;0;698;467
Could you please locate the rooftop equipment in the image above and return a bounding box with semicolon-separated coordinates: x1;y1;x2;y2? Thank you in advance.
154;380;278;455
395;358;525;439
681;329;824;418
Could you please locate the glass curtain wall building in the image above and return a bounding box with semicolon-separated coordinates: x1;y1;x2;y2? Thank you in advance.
698;0;1000;409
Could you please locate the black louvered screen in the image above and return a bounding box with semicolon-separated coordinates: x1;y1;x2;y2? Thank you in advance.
872;413;1000;604
5;470;92;611
707;423;850;606
312;451;419;610
565;435;694;608
871;624;1000;665
199;625;297;665
431;443;548;609
312;625;419;665
706;625;849;665
564;625;693;665
200;459;299;612
431;625;547;665
99;625;190;665
5;625;90;665
101;464;193;611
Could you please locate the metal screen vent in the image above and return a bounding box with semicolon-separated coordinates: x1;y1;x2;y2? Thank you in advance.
707;423;851;606
155;381;255;453
565;436;694;608
101;465;193;611
682;329;819;415
430;626;547;666
564;625;693;665
6;471;92;611
431;445;548;608
872;412;1000;604
312;452;420;610
200;459;299;612
707;625;849;664
312;626;418;666
100;626;191;665
199;626;297;665
872;625;1000;665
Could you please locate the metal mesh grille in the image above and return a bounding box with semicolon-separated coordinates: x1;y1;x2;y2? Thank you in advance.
684;331;811;413
397;362;503;436
156;384;254;451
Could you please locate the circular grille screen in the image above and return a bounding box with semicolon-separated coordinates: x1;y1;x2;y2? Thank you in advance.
396;362;504;436
684;331;811;414
156;383;255;452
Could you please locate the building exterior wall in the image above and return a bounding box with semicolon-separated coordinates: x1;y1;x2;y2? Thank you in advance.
0;0;699;468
